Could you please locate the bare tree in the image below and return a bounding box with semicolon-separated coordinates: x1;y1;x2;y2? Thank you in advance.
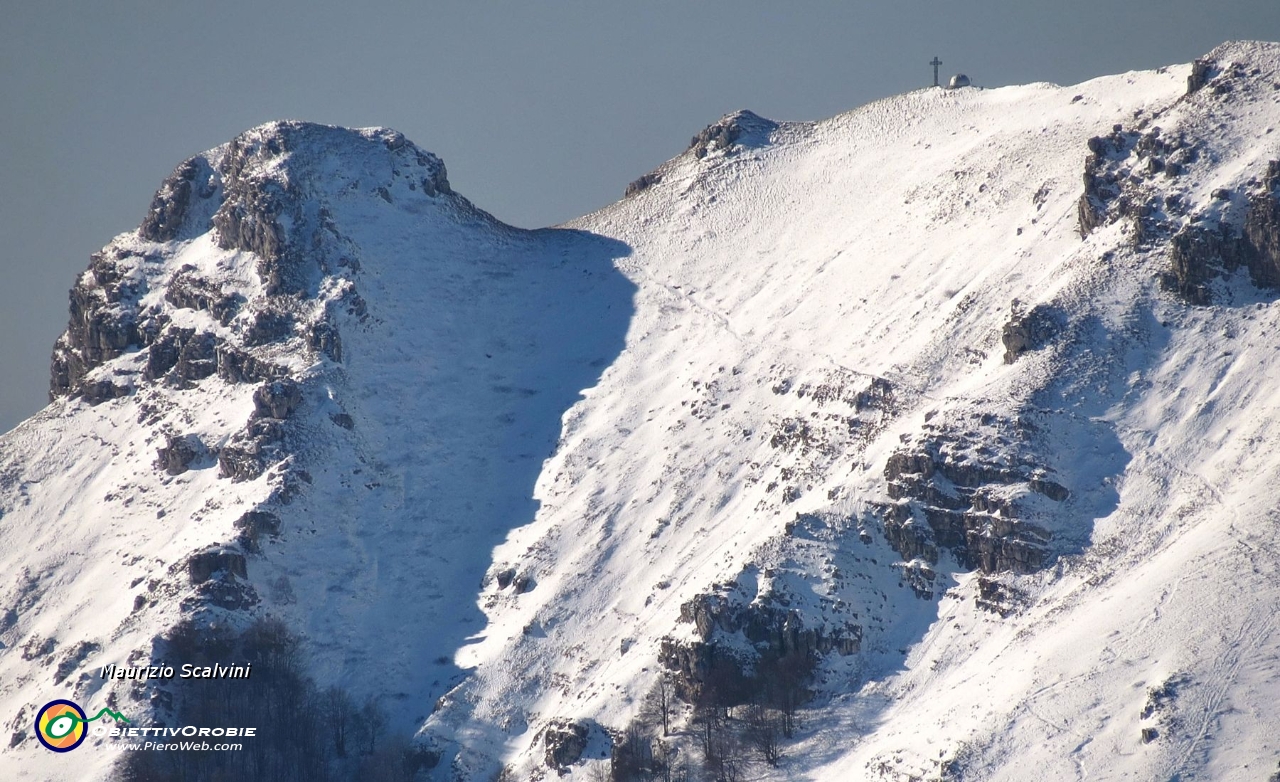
322;686;354;758
582;760;611;782
612;722;654;781
355;697;388;756
652;674;673;737
758;648;813;738
743;703;782;765
652;738;678;782
704;727;746;782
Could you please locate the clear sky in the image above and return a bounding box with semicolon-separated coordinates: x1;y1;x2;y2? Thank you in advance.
2;1;1278;433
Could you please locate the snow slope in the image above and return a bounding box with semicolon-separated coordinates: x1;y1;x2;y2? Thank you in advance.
4;40;1280;782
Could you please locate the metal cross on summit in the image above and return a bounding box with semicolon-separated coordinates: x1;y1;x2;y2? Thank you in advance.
931;57;943;87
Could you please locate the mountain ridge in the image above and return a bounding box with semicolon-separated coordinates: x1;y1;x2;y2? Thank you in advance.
3;41;1280;781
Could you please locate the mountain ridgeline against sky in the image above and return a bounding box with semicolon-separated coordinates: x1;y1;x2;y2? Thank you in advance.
3;41;1280;781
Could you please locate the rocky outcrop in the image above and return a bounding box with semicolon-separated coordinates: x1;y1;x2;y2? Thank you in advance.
253;379;302;420
1001;301;1062;363
974;576;1027;617
329;413;354;429
243;309;295;346
880;417;1066;575
164;266;242;324
211;122;451;297
898;560;937;600
688;110;778;160
143;326;185;380
53;640;102;685
542;719;590;769
174;549;259;616
677;592;860;658
307;321;342;362
1243;160;1280;284
78;379;132;405
139;155;219;242
1077;125;1193;240
48;123;445;419
1161;161;1280;303
233;510;282;553
215;346;284;385
218;418;285;482
660;588;856;706
212;134;297;295
217;445;267;483
1187;58;1215;95
186;577;259;611
213;378;299;483
174;332;218;384
1164;225;1236;304
49;249;148;399
186;547;248;585
624;172;661;197
1076;61;1280;305
157;434;207;476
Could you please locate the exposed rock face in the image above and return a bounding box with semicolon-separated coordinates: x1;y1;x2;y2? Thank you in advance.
1161;162;1280;303
899;560;938;600
329;412;354;429
187;576;259;611
157;434;206;476
143;326;184;380
165;266;242;324
1077;125;1194;240
253;379;302;420
212;122;450;297
52;122;436;417
234;510;282;553
139;156;219;242
624;172;661;197
542;719;590;769
975;576;1027;617
217;445;267;483
1076;63;1280;305
186;547;248;585
1187;58;1215;95
880;414;1066;575
307;321;342;362
688;110;778;160
50;126;361;401
175;332;218;384
244;309;294;346
678;592;860;658
212;137;297;296
1165;224;1248;305
1243;160;1280;283
216;346;284;384
49;249;148;399
218;418;285;482
1001;301;1062;363
659;639;754;705
660;587;856;705
493;567;516;590
78;379;132;405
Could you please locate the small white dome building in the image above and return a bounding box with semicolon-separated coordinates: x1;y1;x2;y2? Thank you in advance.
948;73;972;89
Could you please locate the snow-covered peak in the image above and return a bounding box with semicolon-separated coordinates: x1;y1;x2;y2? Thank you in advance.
6;44;1280;782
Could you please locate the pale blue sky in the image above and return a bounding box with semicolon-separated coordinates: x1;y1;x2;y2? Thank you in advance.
2;1;1278;431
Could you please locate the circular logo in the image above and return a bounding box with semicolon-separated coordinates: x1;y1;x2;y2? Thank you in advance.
35;700;87;752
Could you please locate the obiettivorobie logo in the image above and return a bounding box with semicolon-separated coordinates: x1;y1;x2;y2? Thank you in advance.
34;700;131;752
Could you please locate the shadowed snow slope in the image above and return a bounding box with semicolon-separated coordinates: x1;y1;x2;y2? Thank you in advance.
5;41;1280;782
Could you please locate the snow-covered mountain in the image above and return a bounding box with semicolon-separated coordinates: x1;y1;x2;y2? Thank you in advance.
4;40;1280;782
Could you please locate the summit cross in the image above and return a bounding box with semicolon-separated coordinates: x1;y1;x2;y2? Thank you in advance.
931;57;943;87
